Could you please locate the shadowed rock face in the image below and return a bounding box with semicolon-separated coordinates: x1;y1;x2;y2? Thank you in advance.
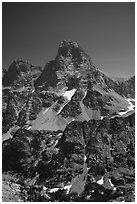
2;113;135;201
3;60;42;88
2;40;135;202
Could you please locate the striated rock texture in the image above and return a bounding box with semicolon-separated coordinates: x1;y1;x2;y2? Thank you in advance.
2;40;135;202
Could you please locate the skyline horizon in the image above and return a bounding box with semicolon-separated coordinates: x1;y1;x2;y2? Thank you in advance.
3;2;135;77
3;38;135;79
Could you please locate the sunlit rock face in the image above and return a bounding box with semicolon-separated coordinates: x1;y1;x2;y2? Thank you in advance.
2;40;135;202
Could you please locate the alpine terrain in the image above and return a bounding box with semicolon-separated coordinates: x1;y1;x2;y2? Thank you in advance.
2;40;135;202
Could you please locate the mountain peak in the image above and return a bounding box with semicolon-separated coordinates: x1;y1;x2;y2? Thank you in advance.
57;39;82;59
2;39;135;202
3;59;42;88
59;39;79;48
56;39;93;72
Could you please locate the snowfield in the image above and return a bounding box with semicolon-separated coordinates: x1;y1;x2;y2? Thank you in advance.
118;98;135;116
62;89;76;100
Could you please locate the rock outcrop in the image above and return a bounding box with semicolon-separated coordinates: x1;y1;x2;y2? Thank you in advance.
2;40;135;202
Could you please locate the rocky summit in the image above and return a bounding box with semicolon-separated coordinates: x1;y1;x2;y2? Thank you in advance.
2;40;135;202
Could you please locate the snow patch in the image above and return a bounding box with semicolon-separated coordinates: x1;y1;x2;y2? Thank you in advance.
27;126;31;130
113;187;117;191
57;133;63;137
97;177;104;185
54;139;59;146
118;110;128;116
84;155;87;162
49;188;60;193
43;107;50;114
48;184;72;195
43;186;48;191
62;89;76;100
108;179;114;187
87;167;90;171
108;179;117;191
63;184;72;194
125;98;135;110
83;90;87;100
118;98;135;116
57;103;67;115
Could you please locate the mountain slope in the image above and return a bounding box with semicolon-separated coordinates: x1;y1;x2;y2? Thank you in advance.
3;40;135;134
2;39;135;202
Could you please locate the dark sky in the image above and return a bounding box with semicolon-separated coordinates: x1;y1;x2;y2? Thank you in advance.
2;2;135;77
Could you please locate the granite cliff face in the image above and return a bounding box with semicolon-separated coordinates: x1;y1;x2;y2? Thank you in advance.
2;40;135;201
